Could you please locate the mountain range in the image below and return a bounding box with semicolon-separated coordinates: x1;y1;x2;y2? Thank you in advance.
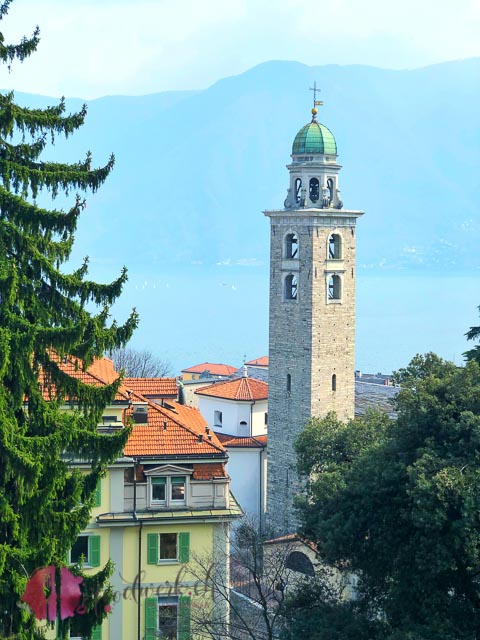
8;57;480;274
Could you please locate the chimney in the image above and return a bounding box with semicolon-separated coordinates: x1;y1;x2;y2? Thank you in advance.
163;421;167;431
198;434;204;443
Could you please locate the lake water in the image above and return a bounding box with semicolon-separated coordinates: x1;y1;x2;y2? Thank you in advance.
103;264;480;376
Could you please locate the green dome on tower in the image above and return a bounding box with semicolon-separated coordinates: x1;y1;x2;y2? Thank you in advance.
292;119;337;156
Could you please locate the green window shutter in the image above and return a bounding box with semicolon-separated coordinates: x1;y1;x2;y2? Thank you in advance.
92;625;102;640
94;480;102;507
178;532;190;563
89;535;101;567
147;533;159;564
178;595;191;640
145;597;157;640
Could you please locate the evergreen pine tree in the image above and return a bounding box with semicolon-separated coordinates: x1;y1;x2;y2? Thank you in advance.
0;2;138;637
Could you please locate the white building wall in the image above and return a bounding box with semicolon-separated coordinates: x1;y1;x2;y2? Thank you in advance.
198;396;253;436
226;449;263;520
251;400;268;436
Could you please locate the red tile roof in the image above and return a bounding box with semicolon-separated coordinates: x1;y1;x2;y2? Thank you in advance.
123;377;177;398
216;434;267;448
124;399;225;457
195;377;268;401
181;362;237;376
40;355;130;402
244;356;269;367
193;463;227;479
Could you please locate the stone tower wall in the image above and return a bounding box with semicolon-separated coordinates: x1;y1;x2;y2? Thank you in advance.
265;210;361;536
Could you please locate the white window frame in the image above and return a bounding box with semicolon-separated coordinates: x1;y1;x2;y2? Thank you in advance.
149;475;187;509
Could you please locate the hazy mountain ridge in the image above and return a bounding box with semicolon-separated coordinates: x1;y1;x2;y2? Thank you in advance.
4;58;479;274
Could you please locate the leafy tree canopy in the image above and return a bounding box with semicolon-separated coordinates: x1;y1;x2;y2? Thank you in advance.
0;2;137;637
287;353;480;640
464;306;480;365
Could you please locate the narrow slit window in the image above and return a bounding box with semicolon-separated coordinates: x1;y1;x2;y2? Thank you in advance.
287;374;291;392
284;274;297;300
332;374;337;392
294;178;302;204
327;178;334;205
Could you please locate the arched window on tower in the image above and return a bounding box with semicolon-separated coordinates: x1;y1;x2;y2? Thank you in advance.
332;374;337;392
284;274;298;301
327;178;334;206
309;177;319;203
294;178;302;205
284;233;298;259
328;233;342;260
328;274;341;301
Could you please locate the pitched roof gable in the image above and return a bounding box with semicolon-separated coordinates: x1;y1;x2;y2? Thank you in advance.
195;377;268;401
124;398;225;457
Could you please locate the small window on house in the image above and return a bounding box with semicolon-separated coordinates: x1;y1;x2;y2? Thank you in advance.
240;421;247;427
328;233;342;260
147;532;190;565
214;410;223;427
284;274;297;300
150;476;186;507
264;413;268;425
151;477;166;502
332;374;337;392
160;533;178;561
158;597;178;638
328;275;341;300
287;374;291;392
69;535;100;567
285;233;298;259
171;476;186;502
294;178;302;204
309;177;319;203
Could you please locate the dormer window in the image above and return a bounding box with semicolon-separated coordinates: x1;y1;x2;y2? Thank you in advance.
150;476;186;507
146;466;191;509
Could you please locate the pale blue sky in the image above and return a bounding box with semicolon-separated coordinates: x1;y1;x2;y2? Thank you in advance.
0;0;478;98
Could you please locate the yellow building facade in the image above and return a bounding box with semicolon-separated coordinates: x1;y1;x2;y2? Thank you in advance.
42;360;240;640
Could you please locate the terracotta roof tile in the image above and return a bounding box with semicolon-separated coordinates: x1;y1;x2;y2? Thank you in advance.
123;377;177;398
193;463;227;479
216;434;267;448
195;377;268;401
181;362;237;376
244;356;269;367
39;355;130;402
124;400;225;457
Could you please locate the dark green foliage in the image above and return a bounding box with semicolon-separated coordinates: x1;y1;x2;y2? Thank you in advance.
288;354;480;640
464;306;480;364
0;3;137;637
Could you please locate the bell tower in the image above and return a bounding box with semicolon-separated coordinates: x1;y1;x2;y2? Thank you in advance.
265;97;364;535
